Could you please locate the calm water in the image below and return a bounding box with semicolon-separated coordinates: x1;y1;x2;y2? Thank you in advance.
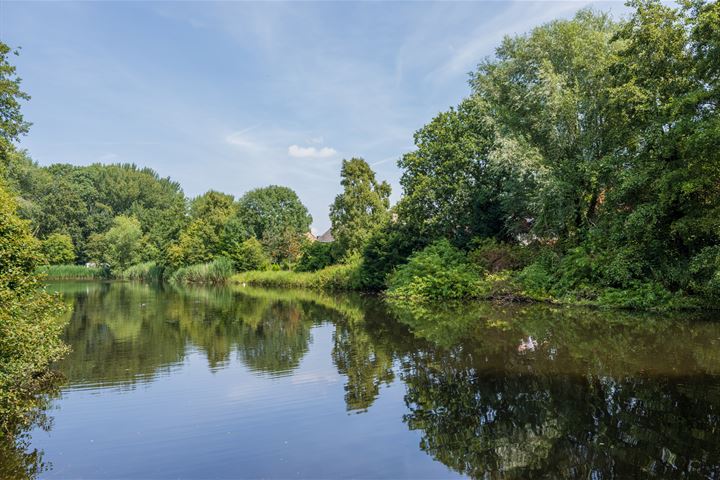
5;281;720;479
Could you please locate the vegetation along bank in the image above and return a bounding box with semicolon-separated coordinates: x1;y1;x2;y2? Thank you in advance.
3;0;720;313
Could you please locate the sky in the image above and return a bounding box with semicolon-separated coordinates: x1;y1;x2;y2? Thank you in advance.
1;0;629;233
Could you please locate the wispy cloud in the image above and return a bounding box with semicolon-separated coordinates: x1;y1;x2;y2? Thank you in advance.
288;145;337;158
226;127;263;150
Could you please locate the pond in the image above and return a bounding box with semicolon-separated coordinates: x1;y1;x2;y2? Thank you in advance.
4;281;720;478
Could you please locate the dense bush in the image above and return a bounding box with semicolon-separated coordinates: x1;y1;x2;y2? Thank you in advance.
225;237;269;272
467;238;533;273
0;182;68;431
40;233;75;265
387;240;483;302
295;241;335;272
170;257;234;285
358;220;426;290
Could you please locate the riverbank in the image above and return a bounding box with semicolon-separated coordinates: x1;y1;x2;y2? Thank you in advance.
231;265;710;312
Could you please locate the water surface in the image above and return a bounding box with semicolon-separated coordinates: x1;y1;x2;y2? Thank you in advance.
6;281;720;478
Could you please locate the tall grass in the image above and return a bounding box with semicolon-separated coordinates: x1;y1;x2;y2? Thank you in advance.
232;261;362;291
37;264;109;280
122;261;164;283
170;257;234;285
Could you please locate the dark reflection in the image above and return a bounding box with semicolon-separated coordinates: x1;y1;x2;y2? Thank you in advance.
4;282;720;479
0;382;60;480
389;302;720;478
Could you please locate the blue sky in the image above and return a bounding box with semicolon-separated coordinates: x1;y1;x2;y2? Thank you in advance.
1;0;628;233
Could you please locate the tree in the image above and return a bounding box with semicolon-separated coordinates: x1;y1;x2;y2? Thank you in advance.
397;99;537;248
0;43;30;147
225;237;269;272
40;233;75;265
166;190;236;268
329;158;391;259
87;215;143;270
237;186;312;262
0;181;67;431
295;241;335;272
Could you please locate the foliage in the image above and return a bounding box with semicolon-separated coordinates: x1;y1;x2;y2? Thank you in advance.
467;238;533;273
0;42;30;146
329;158;391;259
386;240;483;302
224;237;269;272
167;190;236;268
0;181;68;432
380;1;720;308
261;226;305;265
86;215;144;271
40;233;75;265
170;257;234;285
295;241;335;272
358;218;426;291
237;186;312;262
4;159;186;264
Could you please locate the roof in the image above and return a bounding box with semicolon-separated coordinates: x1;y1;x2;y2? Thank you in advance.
316;228;334;243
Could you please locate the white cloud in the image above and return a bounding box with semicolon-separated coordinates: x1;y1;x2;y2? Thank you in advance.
288;145;337;158
225;128;262;150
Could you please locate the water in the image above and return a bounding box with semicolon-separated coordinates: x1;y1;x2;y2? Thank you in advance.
5;281;720;478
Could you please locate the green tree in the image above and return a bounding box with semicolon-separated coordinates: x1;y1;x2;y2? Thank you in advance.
237;186;312;263
329;158;391;259
166;191;236;268
0;181;67;431
295;241;335;272
88;215;143;270
0;43;30;147
225;237;269;272
40;233;75;265
398;98;537;247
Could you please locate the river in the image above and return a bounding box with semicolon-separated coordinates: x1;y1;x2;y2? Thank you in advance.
4;280;720;478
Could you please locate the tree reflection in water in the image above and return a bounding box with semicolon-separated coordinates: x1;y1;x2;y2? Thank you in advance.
3;282;720;479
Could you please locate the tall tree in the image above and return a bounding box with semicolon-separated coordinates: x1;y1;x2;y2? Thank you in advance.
237;186;312;262
0;43;30;149
330;158;391;258
166;190;235;267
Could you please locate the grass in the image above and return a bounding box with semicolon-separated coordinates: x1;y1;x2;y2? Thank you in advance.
37;264;109;280
232;261;362;291
122;261;164;283
170;257;234;285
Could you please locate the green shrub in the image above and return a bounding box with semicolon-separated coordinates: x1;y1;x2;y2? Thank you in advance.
386;239;482;302
689;246;720;300
225;237;270;272
122;261;164;283
359;221;425;290
37;264;109;279
40;233;75;265
0;182;68;431
170;257;234;285
597;282;676;310
468;238;532;272
295;241;335;272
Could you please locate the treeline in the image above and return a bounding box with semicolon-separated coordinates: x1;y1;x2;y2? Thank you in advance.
3;154;315;279
368;0;720;309
241;1;720;309
4;0;720;309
